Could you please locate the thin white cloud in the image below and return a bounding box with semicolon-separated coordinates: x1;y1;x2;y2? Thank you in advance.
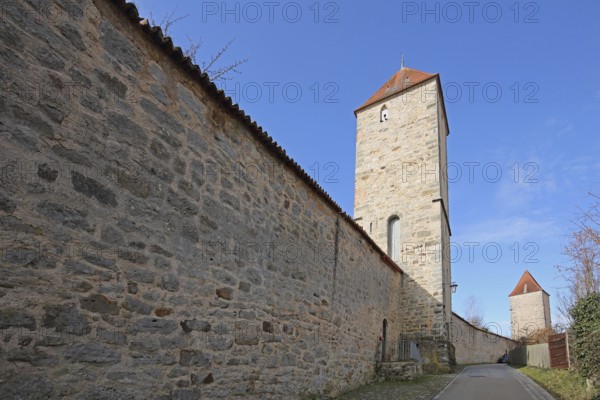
542;117;574;137
454;216;560;244
493;175;556;210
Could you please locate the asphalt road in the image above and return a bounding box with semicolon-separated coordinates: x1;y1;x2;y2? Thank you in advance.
435;364;556;400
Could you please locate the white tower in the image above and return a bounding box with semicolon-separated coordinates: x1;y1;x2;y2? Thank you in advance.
509;270;552;340
354;66;452;370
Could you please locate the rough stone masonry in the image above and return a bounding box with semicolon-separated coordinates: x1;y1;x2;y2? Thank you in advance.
0;0;528;397
0;0;413;398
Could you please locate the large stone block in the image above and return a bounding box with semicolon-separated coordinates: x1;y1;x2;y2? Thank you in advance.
0;309;36;330
0;374;54;399
80;293;119;315
65;342;121;364
179;349;210;367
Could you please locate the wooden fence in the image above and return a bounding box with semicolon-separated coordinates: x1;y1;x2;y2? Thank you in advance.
509;343;550;368
549;333;569;369
509;331;575;369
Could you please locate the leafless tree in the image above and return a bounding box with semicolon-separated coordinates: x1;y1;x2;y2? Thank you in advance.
463;295;485;328
523;327;554;345
148;7;188;36
145;7;248;83
185;37;248;83
555;193;600;324
552;321;567;334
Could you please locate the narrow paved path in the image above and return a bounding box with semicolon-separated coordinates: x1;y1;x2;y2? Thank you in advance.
435;364;555;400
335;369;462;400
335;364;556;399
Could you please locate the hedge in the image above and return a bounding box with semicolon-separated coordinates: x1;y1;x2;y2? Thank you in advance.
571;292;600;383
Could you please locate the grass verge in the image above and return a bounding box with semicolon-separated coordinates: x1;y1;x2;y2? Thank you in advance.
511;364;599;400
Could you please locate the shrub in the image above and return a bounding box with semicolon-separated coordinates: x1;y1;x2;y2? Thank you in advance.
571;293;600;384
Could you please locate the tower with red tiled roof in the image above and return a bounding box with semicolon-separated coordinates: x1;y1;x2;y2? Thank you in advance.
509;270;551;340
353;66;452;370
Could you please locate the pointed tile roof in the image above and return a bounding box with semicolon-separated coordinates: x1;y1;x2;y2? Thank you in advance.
509;270;547;297
355;67;438;113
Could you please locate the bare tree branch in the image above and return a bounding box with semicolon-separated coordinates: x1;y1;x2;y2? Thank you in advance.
146;8;248;83
209;58;248;82
148;7;189;36
201;38;249;82
463;295;485;328
203;38;235;73
555;192;600;326
183;35;202;64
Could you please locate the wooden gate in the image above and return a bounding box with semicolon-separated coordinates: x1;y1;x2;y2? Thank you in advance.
549;333;569;369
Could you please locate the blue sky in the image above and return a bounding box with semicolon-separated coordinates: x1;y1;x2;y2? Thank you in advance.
134;0;600;336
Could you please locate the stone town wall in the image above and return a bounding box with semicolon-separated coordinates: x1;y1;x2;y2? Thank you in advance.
0;1;405;398
451;313;518;365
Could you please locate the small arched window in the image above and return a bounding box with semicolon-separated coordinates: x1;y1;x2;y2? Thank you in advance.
380;105;389;122
388;216;400;262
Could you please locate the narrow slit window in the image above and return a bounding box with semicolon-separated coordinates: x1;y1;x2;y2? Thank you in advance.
380;105;389;122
